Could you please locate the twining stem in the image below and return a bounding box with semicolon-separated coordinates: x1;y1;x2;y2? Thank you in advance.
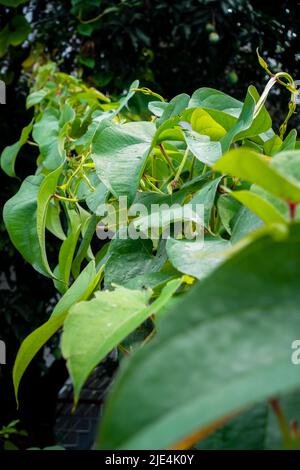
141;328;157;347
53;194;79;203
131;87;165;102
269;398;291;447
159;173;174;191
172;147;189;185
189;155;195;180
144;175;165;194
159;143;176;174
81;171;95;191
77;7;111;24
253;71;298;136
83;162;95;169
280;100;296;139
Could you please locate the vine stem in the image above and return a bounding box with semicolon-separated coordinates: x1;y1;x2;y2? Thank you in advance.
172;147;189;186
159;143;176;174
53;194;79;203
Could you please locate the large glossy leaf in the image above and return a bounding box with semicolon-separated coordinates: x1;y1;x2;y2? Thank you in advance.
115;79;139;114
217;194;240;235
196;402;268;450
184;130;222;166
228;190;287;225
191;108;226;140
214;148;300;203
189;176;223;228
32;108;67;171
45;201;66;241
97;224;300;449
92;121;156;204
166;236;230;279
220;86;271;152
62;278;182;403
157;93;189;126
198;389;300;450
37;165;64;277
13;261;100;404
72;214;97;278
231;207;264;243
104;238;165;287
3;175;47;276
189;88;242;117
0;121;33;177
54;217;82;293
271;151;300;184
132;204;203;240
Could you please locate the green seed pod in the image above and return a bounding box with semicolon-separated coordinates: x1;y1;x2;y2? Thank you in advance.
208;32;220;44
227;71;238;84
205;22;215;33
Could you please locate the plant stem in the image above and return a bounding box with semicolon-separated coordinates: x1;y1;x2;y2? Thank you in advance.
189;155;195;180
144;175;165;194
81;171;95;191
53;194;79;203
159;143;176;174
172;147;189;186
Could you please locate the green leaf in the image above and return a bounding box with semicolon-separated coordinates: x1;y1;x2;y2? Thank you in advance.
184;130;222;166
189;176;223;228
157;93;189;126
85;182;109;214
79;56;95;69
148;100;167;117
281;129;297;152
116;79;139;114
191;108;226;140
26;90;49;109
3;175;48;276
97;224;300;449
264;135;283;156
198;389;300;450
271;151;300;185
62;278;182;403
228;190;287;225
132;204;203;240
166;236;230;279
8;15;31;46
104;238;164;287
214;148;300;203
217;194;240;235
32;109;66;171
13;260;100;404
220;86;272;152
189;88;242;117
36;165;64;277
45;201;66;241
0;121;33;177
54;218;82;293
0;0;28;7
231;207;263;243
72;214;97;279
92;121;155;205
196;402;268;450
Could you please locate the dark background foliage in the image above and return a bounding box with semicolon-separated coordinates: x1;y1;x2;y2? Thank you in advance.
1;0;300;447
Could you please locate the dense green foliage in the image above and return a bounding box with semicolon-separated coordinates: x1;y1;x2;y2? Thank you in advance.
2;0;300;450
3;53;300;449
